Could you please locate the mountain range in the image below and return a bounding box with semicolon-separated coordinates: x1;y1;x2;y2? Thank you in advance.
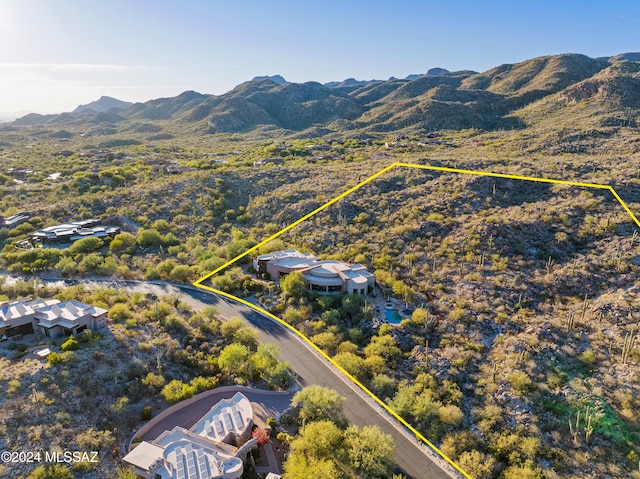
9;53;640;137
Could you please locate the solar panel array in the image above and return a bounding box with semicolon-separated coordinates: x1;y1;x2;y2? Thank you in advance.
175;452;185;479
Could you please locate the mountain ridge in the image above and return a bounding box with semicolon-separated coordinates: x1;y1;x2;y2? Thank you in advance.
11;52;640;137
72;95;134;114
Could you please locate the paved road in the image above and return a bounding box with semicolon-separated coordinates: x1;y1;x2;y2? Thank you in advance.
2;275;457;479
172;285;456;479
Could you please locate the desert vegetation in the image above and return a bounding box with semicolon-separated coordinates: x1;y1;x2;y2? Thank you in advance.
1;52;640;478
0;282;292;478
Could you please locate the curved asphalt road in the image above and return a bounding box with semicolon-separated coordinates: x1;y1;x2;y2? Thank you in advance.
186;287;456;479
3;275;458;479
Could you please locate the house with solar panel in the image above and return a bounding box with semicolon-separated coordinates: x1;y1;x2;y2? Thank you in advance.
123;392;254;479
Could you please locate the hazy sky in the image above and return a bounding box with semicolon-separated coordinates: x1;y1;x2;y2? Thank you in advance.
0;0;638;119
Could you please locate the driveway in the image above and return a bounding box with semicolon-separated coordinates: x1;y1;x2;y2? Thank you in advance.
136;386;295;443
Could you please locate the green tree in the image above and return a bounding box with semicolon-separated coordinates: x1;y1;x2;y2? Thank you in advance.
77;252;104;273
343;425;394;479
56;256;77;277
232;326;259;349
283;455;339;479
251;342;280;374
456;450;497;479
190;375;218;393
280;271;307;298
218;343;250;376
290;420;343;459
264;360;293;389
69;236;103;254
333;351;368;381
371;374;396;400
161;379;195;404
364;355;387;376
364;334;401;363
292;385;345;424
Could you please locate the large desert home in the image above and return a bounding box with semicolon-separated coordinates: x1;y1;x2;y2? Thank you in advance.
0;298;107;339
123;392;255;479
253;249;375;295
26;218;120;248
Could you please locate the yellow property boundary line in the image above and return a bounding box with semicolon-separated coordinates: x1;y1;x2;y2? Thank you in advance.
193;162;640;479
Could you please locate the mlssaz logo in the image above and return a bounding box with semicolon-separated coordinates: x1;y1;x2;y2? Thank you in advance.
44;451;99;464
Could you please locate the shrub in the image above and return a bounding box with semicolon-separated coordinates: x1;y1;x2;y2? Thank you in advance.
456;450;497;478
48;352;62;366
69;236;103;254
438;405;464;426
190;376;218;393
28;464;73;479
141;373;165;393
60;336;79;352
161;379;195;404
75;428;116;450
137;229;163;248
333;351;368;381
169;265;193;282
142;406;153;420
508;370;533;394
108;303;132;322
7;379;21;397
252;427;270;446
579;349;597;366
371;374;396;400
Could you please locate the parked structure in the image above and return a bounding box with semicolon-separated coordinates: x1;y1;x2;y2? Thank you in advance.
0;298;107;339
253;249;375;295
0;212;31;228
26;219;120;247
123;392;254;479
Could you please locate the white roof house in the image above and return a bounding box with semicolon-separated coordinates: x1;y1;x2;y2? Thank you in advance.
123;393;254;479
0;298;107;339
35;300;108;338
151;428;243;479
253;249;375;295
190;392;253;444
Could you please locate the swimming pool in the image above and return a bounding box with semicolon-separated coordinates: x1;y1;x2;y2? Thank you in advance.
384;309;402;324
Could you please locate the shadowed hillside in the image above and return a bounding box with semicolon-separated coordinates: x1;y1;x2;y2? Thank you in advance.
10;52;640;138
